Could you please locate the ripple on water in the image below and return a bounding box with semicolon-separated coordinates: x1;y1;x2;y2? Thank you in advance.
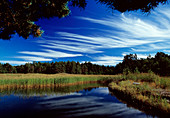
0;87;153;118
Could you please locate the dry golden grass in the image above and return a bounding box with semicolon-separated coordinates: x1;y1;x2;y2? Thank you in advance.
109;80;170;113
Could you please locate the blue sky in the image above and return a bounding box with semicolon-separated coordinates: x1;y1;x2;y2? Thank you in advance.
1;0;170;66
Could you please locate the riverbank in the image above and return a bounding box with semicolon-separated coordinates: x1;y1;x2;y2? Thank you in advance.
0;73;169;116
108;73;170;117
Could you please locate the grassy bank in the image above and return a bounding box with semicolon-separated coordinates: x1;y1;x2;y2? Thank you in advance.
0;82;105;96
109;73;170;117
0;73;121;87
0;73;169;116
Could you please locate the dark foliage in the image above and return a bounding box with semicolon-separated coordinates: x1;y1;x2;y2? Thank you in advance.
13;61;115;75
0;0;168;40
0;0;86;40
96;0;167;12
0;52;170;76
115;52;170;76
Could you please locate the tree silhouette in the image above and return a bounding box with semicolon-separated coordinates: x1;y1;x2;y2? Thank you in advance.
0;0;86;40
0;0;168;40
96;0;167;12
0;52;169;75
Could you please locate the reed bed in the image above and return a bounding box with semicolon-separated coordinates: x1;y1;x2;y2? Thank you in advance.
0;73;115;80
0;82;104;96
109;73;170;115
122;73;170;89
0;73;120;86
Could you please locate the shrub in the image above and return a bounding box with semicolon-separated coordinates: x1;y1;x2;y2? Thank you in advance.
124;73;159;82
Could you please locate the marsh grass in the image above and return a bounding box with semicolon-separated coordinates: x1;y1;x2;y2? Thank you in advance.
0;73;169;89
109;80;170;114
0;73;119;80
122;73;170;89
155;77;170;89
0;73;121;87
0;82;104;96
124;73;159;82
109;72;170;116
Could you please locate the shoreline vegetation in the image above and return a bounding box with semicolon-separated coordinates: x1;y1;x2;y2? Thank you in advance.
0;73;119;87
109;73;170;117
0;73;169;117
0;82;105;96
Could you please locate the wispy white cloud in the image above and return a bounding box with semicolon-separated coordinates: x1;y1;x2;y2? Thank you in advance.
77;8;170;52
131;48;149;52
56;32;160;48
19;49;83;58
0;61;31;65
89;60;120;66
122;52;155;59
94;56;123;61
78;13;170;39
87;56;123;66
130;42;170;52
12;6;170;65
137;54;150;59
15;56;53;61
39;42;103;54
163;50;170;54
47;10;170;54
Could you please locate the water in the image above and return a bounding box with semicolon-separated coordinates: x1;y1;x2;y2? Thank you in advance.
0;84;153;118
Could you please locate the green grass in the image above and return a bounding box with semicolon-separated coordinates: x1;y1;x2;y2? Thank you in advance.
0;73;121;87
0;77;98;86
123;72;159;82
122;73;170;89
108;72;170;115
0;82;104;96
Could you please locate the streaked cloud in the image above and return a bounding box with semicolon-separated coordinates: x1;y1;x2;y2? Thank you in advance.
94;56;123;61
0;61;31;65
130;42;170;52
89;60;120;66
15;56;53;61
77;8;170;53
56;32;160;49
122;52;155;59
86;56;123;66
38;40;103;54
163;50;170;53
19;49;83;58
5;6;170;66
136;54;150;59
78;13;170;39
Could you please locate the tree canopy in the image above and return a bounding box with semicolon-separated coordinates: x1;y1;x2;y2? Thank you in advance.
115;52;170;76
0;0;168;40
0;52;169;76
97;0;167;12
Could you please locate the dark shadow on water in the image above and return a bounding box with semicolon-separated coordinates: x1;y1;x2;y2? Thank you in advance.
0;83;154;118
108;87;169;118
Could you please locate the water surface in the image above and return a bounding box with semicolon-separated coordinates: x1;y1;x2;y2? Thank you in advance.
0;84;153;118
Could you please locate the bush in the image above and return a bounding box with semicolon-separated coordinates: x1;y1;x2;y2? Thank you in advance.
124;73;159;82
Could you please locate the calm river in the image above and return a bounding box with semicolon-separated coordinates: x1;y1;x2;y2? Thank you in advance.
0;83;154;118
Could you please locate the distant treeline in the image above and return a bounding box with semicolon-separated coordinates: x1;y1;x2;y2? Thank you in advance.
0;61;115;75
115;52;170;76
0;52;169;76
